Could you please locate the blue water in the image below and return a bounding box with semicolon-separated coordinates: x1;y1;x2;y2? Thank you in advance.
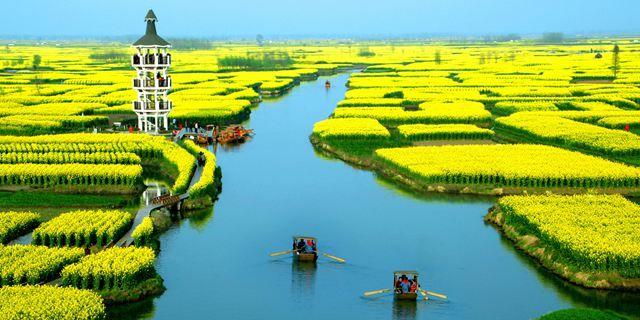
113;73;640;320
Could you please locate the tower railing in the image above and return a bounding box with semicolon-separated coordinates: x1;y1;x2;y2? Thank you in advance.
133;101;172;111
133;77;172;90
132;54;171;67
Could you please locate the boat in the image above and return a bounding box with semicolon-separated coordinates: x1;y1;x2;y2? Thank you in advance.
363;271;447;301
292;236;318;262
216;125;254;144
393;271;419;301
268;236;345;263
325;80;331;88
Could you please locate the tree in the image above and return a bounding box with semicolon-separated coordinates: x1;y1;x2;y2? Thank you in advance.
357;47;375;57
434;50;442;64
541;32;565;44
32;54;42;94
32;54;41;71
256;34;264;47
612;44;620;78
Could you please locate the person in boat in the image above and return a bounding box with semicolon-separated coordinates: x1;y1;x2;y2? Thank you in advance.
395;276;403;293
296;239;306;252
304;240;314;253
400;275;410;293
409;277;418;293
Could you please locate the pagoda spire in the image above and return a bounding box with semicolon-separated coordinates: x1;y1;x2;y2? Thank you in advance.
133;9;170;47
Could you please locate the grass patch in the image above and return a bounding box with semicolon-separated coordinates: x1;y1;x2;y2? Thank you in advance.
538;308;628;320
0;191;137;221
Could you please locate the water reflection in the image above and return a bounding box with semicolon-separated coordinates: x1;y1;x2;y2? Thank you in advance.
141;180;170;206
291;261;317;301
186;207;216;231
392;300;418;320
107;298;155;320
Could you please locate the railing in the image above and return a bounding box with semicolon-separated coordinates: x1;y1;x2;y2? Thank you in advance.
133;77;172;89
133;101;172;111
132;54;171;67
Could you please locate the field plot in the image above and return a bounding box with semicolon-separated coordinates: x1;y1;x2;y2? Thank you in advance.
0;133;195;194
0;245;84;285
375;145;640;194
0;285;105;320
487;194;640;289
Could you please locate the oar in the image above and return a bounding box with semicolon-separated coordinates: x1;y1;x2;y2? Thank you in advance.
269;249;293;257
321;252;346;263
422;289;448;300
419;289;429;301
363;288;392;297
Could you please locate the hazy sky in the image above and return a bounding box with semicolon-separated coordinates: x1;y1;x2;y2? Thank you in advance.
2;0;639;38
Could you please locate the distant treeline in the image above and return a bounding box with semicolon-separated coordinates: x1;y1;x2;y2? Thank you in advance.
218;51;294;71
89;51;129;62
167;38;212;50
482;34;522;43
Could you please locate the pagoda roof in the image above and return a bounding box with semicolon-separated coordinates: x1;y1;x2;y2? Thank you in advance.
133;10;170;47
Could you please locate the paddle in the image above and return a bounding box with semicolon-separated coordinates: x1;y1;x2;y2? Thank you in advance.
321;252;346;263
419;289;429;301
422;289;447;300
363;288;392;297
269;249;293;257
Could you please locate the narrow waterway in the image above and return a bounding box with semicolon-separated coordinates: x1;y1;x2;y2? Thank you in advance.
117;73;640;320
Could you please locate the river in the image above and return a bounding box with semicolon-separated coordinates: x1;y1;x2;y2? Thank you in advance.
112;73;640;320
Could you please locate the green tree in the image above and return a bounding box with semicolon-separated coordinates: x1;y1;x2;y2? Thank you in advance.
357;47;375;57
612;44;621;78
32;54;42;94
540;32;565;44
256;34;264;47
32;54;41;70
434;50;442;64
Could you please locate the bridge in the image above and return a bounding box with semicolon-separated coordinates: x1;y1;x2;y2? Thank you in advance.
8;162;204;247
114;163;203;247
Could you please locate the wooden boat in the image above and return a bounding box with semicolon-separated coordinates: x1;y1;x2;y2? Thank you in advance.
393;271;419;301
364;270;446;301
292;236;318;262
217;125;254;144
325;80;331;88
295;252;318;262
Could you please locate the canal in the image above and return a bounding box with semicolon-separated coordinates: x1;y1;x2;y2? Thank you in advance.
116;73;640;320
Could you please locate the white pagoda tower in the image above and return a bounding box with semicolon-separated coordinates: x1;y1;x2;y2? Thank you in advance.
131;9;172;133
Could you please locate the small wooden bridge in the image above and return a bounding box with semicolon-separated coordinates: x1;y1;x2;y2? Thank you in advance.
114;164;203;247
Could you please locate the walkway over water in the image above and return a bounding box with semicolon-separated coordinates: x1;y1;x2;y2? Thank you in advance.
115;164;203;247
116;74;640;320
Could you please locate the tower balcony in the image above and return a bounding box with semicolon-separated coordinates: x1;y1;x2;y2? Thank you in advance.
133;77;172;90
132;53;171;68
133;101;173;111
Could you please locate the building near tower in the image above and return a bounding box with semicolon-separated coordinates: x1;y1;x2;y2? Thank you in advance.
131;9;172;133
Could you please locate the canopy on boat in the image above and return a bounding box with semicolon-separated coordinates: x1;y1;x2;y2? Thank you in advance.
393;270;419;277
292;236;317;241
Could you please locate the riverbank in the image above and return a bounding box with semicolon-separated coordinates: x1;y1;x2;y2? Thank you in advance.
310;136;640;197
485;205;640;291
